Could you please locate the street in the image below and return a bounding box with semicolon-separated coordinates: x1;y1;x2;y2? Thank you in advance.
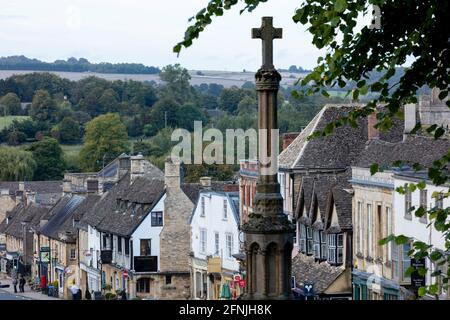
0;289;32;300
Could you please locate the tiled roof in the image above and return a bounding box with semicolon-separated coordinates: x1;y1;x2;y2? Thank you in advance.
93;177;165;237
0;203;25;234
40;195;86;240
354;135;450;169
4;204;50;239
296;171;353;232
0;181;62;195
292;253;345;294
279;104;404;170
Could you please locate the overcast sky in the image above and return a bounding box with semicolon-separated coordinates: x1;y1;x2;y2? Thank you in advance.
0;0;325;71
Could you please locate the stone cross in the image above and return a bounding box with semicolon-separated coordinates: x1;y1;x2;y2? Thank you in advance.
252;17;282;70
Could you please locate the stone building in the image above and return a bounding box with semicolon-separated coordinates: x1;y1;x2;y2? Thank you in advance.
351;128;450;300
278;104;405;299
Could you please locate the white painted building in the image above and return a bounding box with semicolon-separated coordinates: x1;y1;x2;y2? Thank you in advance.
393;170;449;299
190;190;241;299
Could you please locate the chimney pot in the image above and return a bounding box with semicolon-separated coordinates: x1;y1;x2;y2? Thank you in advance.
282;132;299;150
367;112;380;140
200;177;212;188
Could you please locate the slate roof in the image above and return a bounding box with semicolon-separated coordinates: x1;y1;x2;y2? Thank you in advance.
3;204;50;239
80;174;131;229
296;171;353;232
81;173;166;237
0;181;62;194
279;104;404;170
292;253;345;294
0;203;25;234
354;134;450;169
40;195;86;241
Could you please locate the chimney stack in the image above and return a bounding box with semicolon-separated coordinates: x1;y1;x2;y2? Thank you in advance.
165;156;181;190
63;179;71;194
118;153;131;178
282;132;299;150
367;112;380;140
130;153;145;184
404;103;417;139
199;177;212;189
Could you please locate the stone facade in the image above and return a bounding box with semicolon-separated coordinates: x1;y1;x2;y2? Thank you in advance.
159;158;193;273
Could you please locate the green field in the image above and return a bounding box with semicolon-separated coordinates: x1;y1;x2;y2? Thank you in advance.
61;144;83;158
0;115;31;130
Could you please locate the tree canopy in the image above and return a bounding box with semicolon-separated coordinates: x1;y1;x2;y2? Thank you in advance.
27;137;66;181
0;147;36;181
79;113;130;172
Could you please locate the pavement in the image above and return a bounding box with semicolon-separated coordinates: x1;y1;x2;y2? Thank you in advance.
0;278;62;301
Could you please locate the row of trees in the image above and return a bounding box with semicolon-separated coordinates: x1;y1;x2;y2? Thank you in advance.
0;56;160;74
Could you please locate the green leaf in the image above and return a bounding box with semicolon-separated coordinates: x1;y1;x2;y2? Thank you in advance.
434;127;445;139
404;266;414;277
334;0;348;13
417;180;426;190
321;90;330;98
379;234;395;245
352;89;359;100
430;250;443;261
370;163;379;175
395;235;409;245
371;82;383;92
429;284;439;295
418;287;426;297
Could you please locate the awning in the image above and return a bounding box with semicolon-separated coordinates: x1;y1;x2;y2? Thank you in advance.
352;269;400;292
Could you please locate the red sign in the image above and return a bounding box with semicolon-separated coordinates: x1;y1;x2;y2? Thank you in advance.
123;270;128;278
234;275;241;282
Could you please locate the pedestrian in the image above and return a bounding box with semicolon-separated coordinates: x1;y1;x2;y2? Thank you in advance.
12;276;18;293
70;283;80;300
121;289;127;300
19;275;25;293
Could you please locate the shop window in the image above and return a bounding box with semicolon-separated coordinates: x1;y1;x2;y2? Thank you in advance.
137;278;150;293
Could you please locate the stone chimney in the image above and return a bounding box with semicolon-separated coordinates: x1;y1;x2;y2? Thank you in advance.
63;179;71;195
367;112;380;140
404;103;417;139
282;132;299;150
199;177;212;189
130;153;145;184
165;156;181;190
18;182;25;192
118;153;131;178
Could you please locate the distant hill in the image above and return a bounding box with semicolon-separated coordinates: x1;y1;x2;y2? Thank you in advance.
0;56;160;75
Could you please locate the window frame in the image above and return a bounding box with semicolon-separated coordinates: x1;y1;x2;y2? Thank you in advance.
199;228;207;254
140;239;151;256
151;211;163;227
223;199;228;220
299;223;306;253
200;197;206;217
225;233;233;259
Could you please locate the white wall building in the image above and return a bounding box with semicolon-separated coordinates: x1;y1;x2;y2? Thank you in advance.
190;190;240;299
393;170;449;299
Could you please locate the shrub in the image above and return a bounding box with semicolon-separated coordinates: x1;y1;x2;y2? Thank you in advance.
105;292;117;300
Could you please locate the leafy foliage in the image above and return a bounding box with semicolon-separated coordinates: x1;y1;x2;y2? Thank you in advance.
79;113;130;172
0;147;36;181
27;137;66;181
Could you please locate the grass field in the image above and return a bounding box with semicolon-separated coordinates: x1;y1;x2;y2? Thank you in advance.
61;144;83;158
0;115;30;130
